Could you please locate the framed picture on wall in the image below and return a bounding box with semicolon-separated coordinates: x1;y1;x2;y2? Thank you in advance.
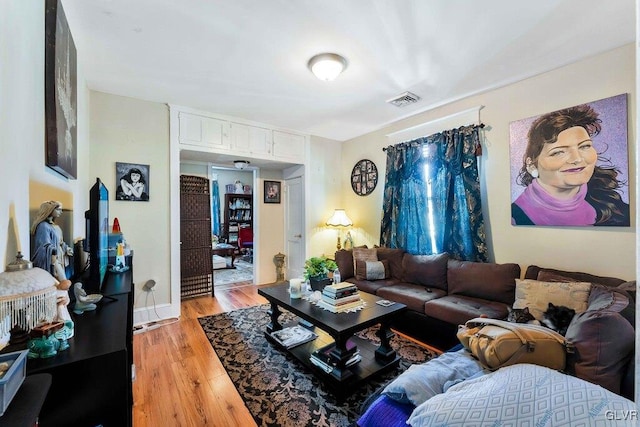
264;180;281;204
45;0;77;179
509;93;629;227
116;162;150;201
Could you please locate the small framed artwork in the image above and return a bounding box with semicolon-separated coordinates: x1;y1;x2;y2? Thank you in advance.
116;162;150;201
45;0;77;179
264;180;281;204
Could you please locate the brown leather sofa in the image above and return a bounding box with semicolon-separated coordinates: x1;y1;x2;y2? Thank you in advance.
334;247;635;399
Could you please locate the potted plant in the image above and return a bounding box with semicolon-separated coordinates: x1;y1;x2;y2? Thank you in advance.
304;256;337;291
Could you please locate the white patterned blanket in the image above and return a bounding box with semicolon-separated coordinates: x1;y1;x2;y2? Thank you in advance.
408;364;637;427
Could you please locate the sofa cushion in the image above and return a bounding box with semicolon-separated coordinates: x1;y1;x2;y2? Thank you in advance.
424;295;510;326
375;247;405;280
565;284;635;394
447;260;520;305
363;260;390;280
348;277;397;295
524;265;626;288
377;284;446;312
513;279;591;321
334;249;355;280
353;247;378;280
401;253;449;291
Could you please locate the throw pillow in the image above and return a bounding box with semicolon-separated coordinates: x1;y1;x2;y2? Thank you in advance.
565;284;635;394
353;247;378;280
513;279;591;321
362;260;390;281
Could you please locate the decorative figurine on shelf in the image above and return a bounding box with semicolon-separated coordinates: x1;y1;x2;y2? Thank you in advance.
343;231;354;250
235;180;244;194
27;321;64;359
73;282;102;314
31;201;73;286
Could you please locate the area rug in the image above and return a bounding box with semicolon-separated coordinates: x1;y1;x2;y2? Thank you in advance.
198;304;437;427
214;258;253;286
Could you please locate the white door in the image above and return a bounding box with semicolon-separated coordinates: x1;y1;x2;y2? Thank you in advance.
284;176;304;279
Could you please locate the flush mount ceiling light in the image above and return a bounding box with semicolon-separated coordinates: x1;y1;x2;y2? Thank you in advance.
307;53;347;81
234;160;250;170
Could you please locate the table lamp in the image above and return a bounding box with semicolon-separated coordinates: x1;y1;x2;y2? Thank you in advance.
0;252;58;349
326;209;353;250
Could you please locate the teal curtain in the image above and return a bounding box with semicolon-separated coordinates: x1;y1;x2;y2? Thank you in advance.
211;180;221;236
380;124;487;261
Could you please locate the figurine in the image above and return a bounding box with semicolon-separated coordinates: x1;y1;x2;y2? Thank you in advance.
31;201;73;285
73;283;101;314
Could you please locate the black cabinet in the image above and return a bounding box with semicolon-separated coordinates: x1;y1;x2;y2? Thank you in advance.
24;268;133;426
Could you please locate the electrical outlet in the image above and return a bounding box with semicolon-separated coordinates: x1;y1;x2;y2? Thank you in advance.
142;279;156;291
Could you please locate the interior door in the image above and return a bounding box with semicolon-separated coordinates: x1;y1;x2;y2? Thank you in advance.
284;176;304;279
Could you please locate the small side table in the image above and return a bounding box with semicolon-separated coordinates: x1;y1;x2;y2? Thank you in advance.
212;244;236;268
0;373;52;427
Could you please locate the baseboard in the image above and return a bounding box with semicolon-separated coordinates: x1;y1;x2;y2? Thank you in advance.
133;302;177;326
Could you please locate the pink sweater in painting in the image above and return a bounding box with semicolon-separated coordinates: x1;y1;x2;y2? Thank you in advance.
512;179;596;226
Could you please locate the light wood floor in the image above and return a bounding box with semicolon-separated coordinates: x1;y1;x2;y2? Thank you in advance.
132;281;266;427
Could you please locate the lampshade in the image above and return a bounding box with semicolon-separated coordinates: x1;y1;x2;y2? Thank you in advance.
234;160;250;170
308;53;347;81
0;253;59;347
326;209;353;227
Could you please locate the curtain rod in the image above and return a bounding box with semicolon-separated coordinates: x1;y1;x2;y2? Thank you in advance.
382;123;485;151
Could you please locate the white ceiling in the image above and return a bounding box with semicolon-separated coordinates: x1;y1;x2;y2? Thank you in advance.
62;0;635;142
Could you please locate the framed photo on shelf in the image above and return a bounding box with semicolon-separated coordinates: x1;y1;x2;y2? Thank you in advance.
264;180;281;204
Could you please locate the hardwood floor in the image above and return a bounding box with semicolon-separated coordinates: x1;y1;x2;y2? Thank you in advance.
132;281;266;427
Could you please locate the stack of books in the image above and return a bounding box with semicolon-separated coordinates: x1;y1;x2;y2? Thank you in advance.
269;325;317;349
309;342;361;373
317;282;364;313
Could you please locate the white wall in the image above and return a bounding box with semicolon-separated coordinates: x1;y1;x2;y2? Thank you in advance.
1;1;89;271
342;44;636;280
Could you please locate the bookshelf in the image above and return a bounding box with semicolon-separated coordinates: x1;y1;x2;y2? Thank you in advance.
223;193;252;246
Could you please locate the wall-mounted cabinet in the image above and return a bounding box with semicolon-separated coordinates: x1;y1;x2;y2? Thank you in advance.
178;112;230;151
176;108;307;164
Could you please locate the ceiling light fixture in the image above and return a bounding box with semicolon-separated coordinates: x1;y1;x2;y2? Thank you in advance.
234;160;250;170
307;53;347;81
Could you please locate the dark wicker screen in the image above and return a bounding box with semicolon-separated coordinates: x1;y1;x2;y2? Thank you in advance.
180;175;213;298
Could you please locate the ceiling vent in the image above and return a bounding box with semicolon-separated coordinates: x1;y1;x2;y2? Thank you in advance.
386;91;421;107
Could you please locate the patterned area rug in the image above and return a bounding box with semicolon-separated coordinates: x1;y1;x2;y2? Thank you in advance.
214;258;253;286
198;304;437;427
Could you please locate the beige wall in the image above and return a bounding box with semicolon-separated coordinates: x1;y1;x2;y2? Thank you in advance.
342;44;636;280
90;91;171;305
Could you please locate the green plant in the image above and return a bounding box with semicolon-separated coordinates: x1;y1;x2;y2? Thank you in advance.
303;256;337;280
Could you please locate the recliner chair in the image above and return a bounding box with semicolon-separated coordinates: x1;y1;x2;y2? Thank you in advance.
237;226;253;263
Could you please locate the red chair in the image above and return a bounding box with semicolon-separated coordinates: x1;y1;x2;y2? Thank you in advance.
237;226;253;262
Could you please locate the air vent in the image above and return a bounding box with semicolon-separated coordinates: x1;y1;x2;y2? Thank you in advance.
386;91;421;107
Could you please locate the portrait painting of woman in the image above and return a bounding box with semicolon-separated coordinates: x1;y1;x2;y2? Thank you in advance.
116;162;150;201
509;94;629;227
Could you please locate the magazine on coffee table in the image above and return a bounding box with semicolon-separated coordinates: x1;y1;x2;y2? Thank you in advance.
269;325;318;349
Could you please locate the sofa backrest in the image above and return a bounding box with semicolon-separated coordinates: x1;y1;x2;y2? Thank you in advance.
447;259;521;305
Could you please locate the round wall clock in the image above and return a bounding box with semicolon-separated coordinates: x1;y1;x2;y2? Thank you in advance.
351;159;378;196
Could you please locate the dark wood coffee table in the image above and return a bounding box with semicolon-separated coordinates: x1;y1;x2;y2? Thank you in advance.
258;283;406;396
212;243;236;268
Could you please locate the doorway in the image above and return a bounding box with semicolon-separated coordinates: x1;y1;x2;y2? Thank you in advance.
180;161;255;289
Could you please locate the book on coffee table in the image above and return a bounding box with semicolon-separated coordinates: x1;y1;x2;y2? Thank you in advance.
269;325;318;349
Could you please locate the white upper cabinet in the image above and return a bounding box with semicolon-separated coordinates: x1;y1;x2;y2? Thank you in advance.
231;123;272;156
176;108;306;164
272;130;306;162
178;112;230;151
